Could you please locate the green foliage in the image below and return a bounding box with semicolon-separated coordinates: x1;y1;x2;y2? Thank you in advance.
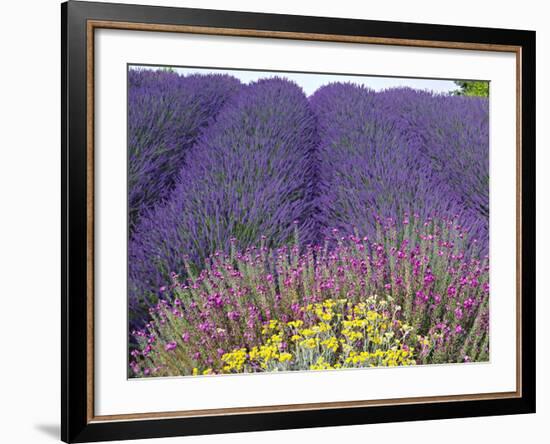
453;81;489;97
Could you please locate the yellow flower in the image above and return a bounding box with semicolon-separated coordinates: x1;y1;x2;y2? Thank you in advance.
321;337;339;352
221;348;247;372
366;311;380;321
300;328;316;337
300;338;318;349
258;344;278;361
342;329;363;341
313;322;331;333
310;356;333;370
270;334;283;343
317;311;333;322
278;352;293;363
287;320;304;329
262;319;280;334
249;346;259;361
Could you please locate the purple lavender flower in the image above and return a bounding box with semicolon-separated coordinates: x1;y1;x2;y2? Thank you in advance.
310;84;488;255
128;69;242;228
376;88;489;253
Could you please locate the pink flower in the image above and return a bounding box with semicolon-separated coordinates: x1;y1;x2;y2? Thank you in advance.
164;341;177;352
424;274;435;285
415;290;429;303
227;311;241;321
455;325;463;334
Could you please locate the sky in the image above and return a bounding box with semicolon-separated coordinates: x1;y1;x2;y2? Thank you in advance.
130;65;459;96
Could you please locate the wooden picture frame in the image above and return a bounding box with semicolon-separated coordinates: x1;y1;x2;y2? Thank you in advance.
62;1;536;442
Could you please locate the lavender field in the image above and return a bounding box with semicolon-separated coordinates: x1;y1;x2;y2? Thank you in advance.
128;68;489;378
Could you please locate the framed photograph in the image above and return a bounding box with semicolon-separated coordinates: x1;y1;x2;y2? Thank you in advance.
61;1;536;442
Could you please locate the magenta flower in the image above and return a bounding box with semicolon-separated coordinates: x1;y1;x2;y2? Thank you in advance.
424;274;435;285
415;290;429;303
227;311;241;321
164;341;177;352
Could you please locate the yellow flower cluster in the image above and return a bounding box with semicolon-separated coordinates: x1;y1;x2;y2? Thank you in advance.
218;296;420;374
223;327;296;372
192;367;214;376
310;356;341;370
221;348;247;372
345;348;414;367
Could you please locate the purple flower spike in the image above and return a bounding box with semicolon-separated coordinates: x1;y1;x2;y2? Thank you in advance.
128;69;242;229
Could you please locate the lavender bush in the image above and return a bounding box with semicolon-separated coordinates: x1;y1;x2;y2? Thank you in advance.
376;88;489;252
129;78;319;325
128;69;242;228
310;83;487;255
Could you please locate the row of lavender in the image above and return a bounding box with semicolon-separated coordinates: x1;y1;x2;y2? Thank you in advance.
128;69;489;337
